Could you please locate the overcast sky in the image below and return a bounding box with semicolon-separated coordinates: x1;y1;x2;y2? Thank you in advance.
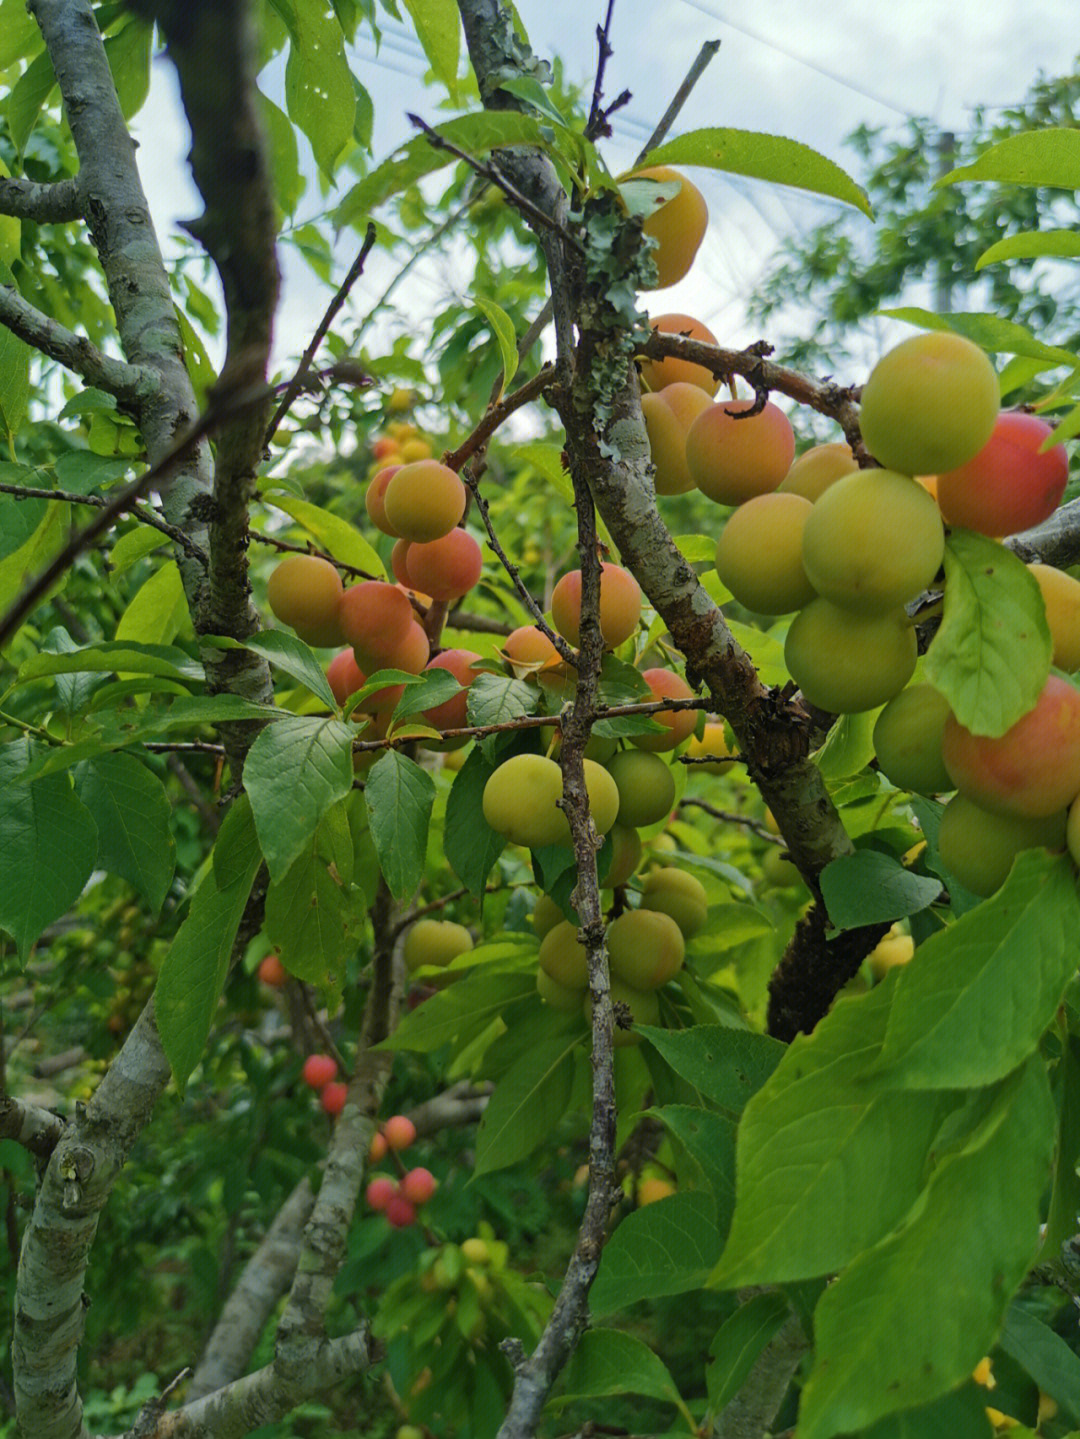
129;1;1080;373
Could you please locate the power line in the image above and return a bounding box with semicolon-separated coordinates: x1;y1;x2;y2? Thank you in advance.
671;0;918;120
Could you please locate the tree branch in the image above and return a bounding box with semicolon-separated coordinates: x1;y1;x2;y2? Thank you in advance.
0;1095;65;1163
0;175;82;223
0;283;154;403
0;479;208;565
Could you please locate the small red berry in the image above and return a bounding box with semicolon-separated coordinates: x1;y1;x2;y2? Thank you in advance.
384;1194;416;1228
302;1054;338;1090
400;1167;437;1205
365;1176;397;1212
383;1115;417;1151
320;1081;348;1116
258;954;287;986
368;1130;388;1163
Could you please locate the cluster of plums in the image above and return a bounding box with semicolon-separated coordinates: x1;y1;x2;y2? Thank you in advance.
365;1115;437;1228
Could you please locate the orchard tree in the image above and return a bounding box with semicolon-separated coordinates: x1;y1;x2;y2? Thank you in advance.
4;4;1080;1439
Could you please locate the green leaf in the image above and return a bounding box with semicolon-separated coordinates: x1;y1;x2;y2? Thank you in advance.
796;1059;1055;1439
74;752;175;912
390;666;463;723
639;1025;784;1115
672;533;717;565
379;968;537;1053
204;629;336;709
258;89;303;217
713;976;957;1287
263;493;385;577
877;308;1076;368
110;526;169;575
473;296;518;396
647;1105;737;1220
976;228;1080;270
400;0;459;99
53;450;129;495
115;561;188;648
513;441;573;500
724;619;789;687
938;128;1080;191
999;1303;1080;1425
244;716;355;881
639;128;872;217
364;749;434;899
334;112;551;228
0;466;47;560
552;1330;689;1419
7;48;56;159
466;671;538;729
814;708;879;780
0;0;41;68
443;743;506;895
103;17;152;119
0;739;98;963
17;641;203;684
857;1385;997;1439
591;1191;722;1317
265;844;348;986
872;850;1080;1090
284;0;355;177
1042;1036;1080;1259
820;850;942;928
705;1291;793;1414
925;532;1051;738
156;798;262;1090
474;1034;577;1175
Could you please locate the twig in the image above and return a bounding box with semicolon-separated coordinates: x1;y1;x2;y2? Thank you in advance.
0;480;208;564
265;223;378;445
586;1;617;138
165;753;221;835
633;39;721;163
407;113;587;256
678;796;781;844
141;741;228;756
355;197;474;344
0;284;153;404
0;373;269;649
443;365;555;471
0;1096;65;1163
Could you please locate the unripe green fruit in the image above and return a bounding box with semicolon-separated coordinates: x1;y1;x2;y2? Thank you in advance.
938;794;1067;896
777;442;858;501
873;684;953;795
403;919;473;973
537;967;587;1010
801;469;944;612
601;824;643;889
715;493;815;614
531;891;565;938
784;600;917;713
761;847;803;888
858;332;1000;477
482;754;619;848
460;1237;491;1265
606;750;676;828
539;920;589;988
1068;793;1080;868
639;867;708;938
607;908;685;989
584;977;661;1045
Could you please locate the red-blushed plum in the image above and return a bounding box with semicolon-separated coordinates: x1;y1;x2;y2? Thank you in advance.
630;669;697;752
942;676;1080;818
551;564;642;649
405;529;483;601
936;412;1068;537
641;384;713;495
686;398;796;506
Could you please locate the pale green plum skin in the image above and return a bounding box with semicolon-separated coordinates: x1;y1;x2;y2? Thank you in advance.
606;750;676;828
607;909;685;989
531;892;565;939
858;332;1000;477
873;684;954;795
584;978;661;1046
639;867;708;938
715;493;816;615
403;919;473;973
539;920;589;988
938;794;1067;896
800;469;944;612
784;600;917;714
537;969;586;1011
